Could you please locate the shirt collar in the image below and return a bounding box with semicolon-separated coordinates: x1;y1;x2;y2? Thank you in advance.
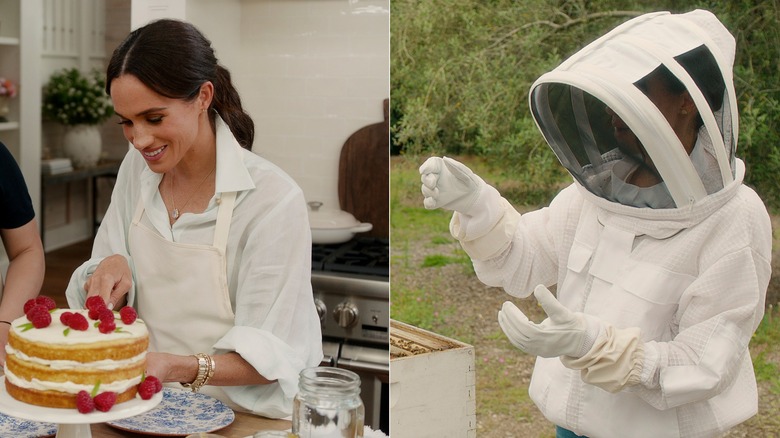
214;115;256;194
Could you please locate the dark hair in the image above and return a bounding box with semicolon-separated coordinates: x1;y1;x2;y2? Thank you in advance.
636;45;726;129
106;19;254;149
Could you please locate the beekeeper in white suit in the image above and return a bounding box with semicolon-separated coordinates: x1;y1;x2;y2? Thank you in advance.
420;10;771;438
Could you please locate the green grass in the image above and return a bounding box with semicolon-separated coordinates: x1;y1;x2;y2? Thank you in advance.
389;284;445;329
752;306;780;345
753;352;780;395
390;155;475;332
751;306;780;394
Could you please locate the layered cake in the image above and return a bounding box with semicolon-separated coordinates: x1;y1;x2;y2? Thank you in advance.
4;298;149;410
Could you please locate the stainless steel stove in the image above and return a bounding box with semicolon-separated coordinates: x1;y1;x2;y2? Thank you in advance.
311;237;389;434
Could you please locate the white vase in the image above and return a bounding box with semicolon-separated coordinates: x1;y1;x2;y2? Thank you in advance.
63;124;102;168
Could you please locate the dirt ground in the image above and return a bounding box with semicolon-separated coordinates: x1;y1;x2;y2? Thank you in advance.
397;213;780;437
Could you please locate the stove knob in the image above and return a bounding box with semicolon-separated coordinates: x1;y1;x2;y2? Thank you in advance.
333;302;359;328
314;299;327;323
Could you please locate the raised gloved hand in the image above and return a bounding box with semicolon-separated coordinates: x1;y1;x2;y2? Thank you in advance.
498;285;598;358
419;156;485;214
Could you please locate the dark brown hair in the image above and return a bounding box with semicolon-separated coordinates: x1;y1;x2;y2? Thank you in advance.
106;19;254;149
635;45;726;129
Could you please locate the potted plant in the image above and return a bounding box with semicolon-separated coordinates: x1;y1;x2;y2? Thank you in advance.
42;68;113;168
0;77;17;123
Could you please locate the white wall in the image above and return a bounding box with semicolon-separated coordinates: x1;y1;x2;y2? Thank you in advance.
233;0;389;212
130;0;389;212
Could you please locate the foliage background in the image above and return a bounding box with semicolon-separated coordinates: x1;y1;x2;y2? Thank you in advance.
390;0;780;208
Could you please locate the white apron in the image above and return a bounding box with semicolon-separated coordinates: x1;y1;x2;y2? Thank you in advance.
128;192;240;408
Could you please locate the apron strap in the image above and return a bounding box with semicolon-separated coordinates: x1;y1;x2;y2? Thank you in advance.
213;192;237;252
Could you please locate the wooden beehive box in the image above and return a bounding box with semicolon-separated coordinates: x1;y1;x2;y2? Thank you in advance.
390;319;476;437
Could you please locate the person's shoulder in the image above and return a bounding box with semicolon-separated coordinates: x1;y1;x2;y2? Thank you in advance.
731;184;770;217
550;183;585;210
0;141;17;168
713;184;772;242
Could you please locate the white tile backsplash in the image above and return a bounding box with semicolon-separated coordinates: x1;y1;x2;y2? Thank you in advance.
230;0;389;210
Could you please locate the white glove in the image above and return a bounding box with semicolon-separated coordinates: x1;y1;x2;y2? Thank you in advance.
419;156;485;214
498;285;598;358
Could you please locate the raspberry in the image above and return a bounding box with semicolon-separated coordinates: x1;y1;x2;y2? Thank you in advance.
93;392;117;412
23;299;37;314
145;375;162;393
76;390;94;414
85;296;106;311
137;379;156;400
98;307;115;323
30;311;52;329
119;306;137;325
67;313;89;331
25;304;49;321
88;308;101;320
98;319;116;334
35;296;57;311
60;311;74;325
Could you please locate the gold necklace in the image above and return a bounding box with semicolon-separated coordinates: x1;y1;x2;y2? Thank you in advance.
169;166;216;221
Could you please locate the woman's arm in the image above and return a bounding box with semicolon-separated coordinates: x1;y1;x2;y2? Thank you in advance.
0;218;45;363
146;351;274;386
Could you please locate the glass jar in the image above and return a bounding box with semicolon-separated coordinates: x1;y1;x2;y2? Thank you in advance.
292;366;365;438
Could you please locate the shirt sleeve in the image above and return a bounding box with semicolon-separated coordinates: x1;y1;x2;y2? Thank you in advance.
0;142;35;229
211;176;323;417
465;184;582;299
629;244;770;409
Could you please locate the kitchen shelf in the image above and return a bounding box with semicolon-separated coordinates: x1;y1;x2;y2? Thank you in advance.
0;121;19;131
0;36;20;45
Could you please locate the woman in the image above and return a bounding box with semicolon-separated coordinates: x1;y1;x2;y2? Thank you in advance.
421;10;770;438
0;141;45;365
66;19;322;418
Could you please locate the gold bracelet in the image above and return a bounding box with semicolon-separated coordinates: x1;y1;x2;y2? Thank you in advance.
203;354;216;386
181;354;210;392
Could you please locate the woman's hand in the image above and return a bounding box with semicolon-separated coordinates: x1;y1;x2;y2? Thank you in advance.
145;352;198;384
83;254;132;309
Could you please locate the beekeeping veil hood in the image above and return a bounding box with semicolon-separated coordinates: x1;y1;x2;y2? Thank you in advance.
530;10;737;209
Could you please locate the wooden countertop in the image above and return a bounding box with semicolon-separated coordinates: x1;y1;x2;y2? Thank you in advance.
90;411;291;437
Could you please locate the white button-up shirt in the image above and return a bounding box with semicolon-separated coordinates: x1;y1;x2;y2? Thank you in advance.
67;118;323;418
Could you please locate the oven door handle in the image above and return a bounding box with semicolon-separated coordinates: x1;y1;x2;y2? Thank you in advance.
336;358;389;375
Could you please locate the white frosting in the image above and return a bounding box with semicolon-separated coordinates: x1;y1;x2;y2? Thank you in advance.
9;309;148;344
5;345;146;370
3;368;142;394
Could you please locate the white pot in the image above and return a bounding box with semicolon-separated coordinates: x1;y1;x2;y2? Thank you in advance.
308;201;373;244
63;124;102;168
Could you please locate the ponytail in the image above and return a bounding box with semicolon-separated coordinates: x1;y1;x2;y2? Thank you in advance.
211;66;254;149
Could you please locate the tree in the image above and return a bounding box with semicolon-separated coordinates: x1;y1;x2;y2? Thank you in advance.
391;0;780;208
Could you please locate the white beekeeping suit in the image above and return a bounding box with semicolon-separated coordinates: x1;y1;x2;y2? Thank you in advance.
419;9;771;438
